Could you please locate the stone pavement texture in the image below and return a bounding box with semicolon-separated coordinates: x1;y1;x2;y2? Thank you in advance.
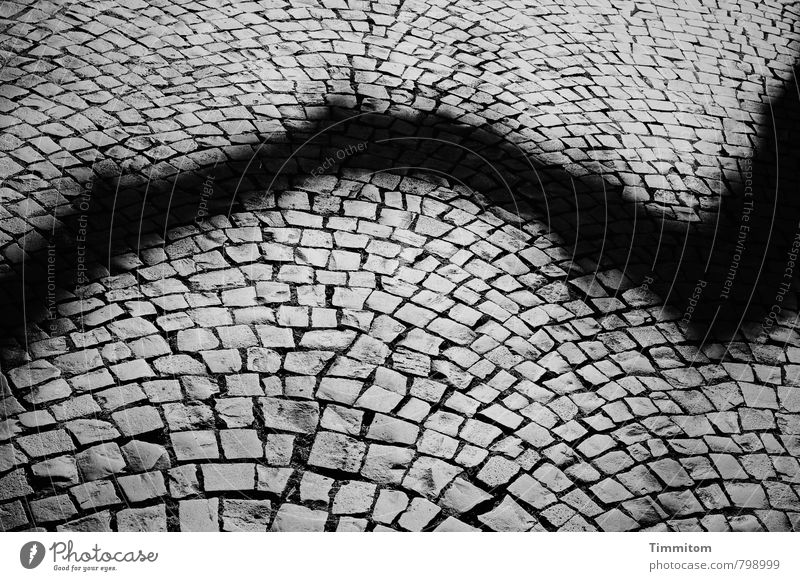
1;0;800;531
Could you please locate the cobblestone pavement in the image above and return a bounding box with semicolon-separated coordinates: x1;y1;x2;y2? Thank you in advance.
2;0;800;531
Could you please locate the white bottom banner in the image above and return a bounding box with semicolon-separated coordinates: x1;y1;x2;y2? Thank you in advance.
2;533;797;581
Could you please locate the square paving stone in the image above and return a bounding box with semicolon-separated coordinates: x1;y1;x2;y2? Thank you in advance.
0;469;33;501
31;456;78;489
31;494;77;524
0;500;29;530
222;499;272;531
94;386;146;412
17;430;75;458
361;444;414;485
66;419;120;446
403;456;462;498
320;405;363;436
142;379;182;403
226;374;264;396
441;477;492;513
201;349;243;373
111;406;164;436
171;431;220;461
367;414;419;445
8;360;60;389
283;351;335;375
75;444;126;481
70;480;121;510
398;497;441;531
373;489;409;524
220;429;263;459
270;504;327;532
308;431;366;473
26;379;72;405
264;434;295;465
478;495;539;532
57;511;112;533
477;456;522;488
332;481;377;515
215;398;254;428
179;498;219;531
256;466;293;495
256;325;296;348
168;464;200;499
201;463;256;492
118;472;167;503
117;504;168;532
260;398;319;434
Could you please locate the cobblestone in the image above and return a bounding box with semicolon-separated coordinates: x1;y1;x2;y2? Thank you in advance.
1;0;799;533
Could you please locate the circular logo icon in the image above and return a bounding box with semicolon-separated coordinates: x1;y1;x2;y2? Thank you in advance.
20;541;45;569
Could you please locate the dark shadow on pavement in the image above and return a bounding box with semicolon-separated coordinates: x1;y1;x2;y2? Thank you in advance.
2;95;799;356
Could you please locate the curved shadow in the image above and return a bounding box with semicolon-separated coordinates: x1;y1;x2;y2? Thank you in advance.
0;97;798;353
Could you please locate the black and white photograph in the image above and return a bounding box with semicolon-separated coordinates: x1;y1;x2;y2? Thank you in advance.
0;0;799;577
